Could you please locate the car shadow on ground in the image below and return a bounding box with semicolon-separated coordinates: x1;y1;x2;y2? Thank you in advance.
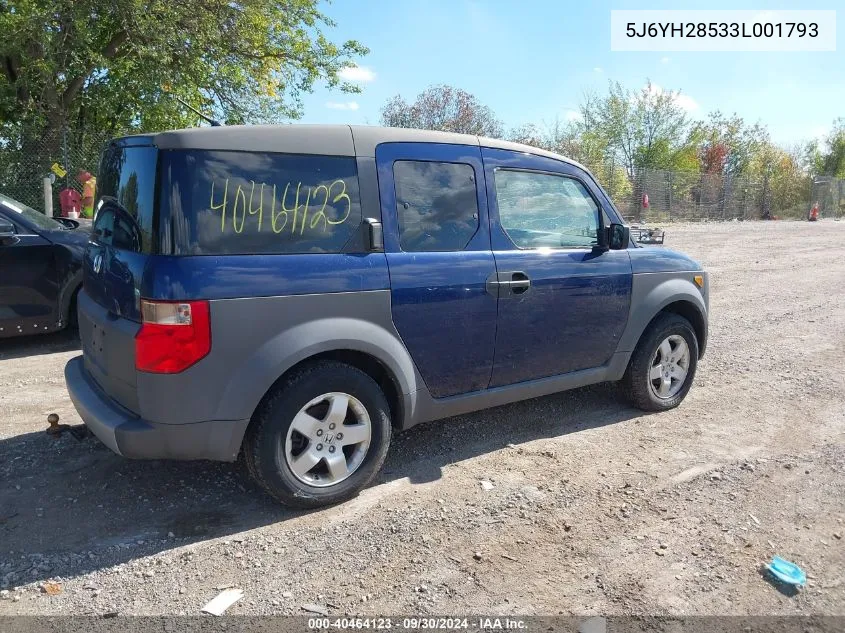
0;329;80;361
0;382;641;590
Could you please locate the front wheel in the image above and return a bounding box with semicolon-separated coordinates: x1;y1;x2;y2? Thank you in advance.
244;361;392;508
622;313;699;412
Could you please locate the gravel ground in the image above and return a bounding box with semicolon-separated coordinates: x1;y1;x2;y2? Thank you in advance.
0;221;843;617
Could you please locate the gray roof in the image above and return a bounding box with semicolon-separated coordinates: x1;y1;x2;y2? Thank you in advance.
129;124;587;171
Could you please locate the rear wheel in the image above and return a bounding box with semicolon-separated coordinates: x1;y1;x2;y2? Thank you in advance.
622;313;699;412
244;361;392;508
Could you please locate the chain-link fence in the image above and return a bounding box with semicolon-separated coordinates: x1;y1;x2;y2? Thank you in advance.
0;124;111;214
1;123;844;222
811;176;845;220
583;160;845;223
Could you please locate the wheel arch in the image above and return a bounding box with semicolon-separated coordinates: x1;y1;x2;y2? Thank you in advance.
250;349;407;434
215;317;422;448
659;300;707;358
616;274;708;361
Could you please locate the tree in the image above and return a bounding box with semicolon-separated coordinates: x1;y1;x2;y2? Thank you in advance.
507;117;630;200
815;119;845;177
508;118;589;161
380;85;503;137
0;1;368;145
694;112;768;176
508;123;545;149
746;142;811;218
581;81;696;179
700;142;729;175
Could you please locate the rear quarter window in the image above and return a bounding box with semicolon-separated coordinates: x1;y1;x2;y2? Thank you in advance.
159;150;362;255
98;144;158;253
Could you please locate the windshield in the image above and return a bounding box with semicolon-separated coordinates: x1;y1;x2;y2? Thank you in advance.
0;193;65;231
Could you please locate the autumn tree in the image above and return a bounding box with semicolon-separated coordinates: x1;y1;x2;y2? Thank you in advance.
508;119;589;161
699;142;729;175
694;112;768;176
507;123;545;149
380;85;503;138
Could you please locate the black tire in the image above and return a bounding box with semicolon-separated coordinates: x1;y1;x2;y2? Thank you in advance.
244;361;392;509
622;313;699;412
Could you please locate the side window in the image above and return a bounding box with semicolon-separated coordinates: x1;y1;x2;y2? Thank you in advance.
393;160;479;252
98;145;157;253
494;170;600;249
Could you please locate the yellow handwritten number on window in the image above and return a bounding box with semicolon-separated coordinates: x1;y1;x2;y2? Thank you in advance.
328;179;351;225
248;181;264;232
232;184;247;234
273;182;296;233
310;180;351;232
210;179;229;232
213;178;352;236
310;184;330;231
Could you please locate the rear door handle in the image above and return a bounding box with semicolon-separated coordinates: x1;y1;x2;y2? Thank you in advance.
489;271;531;297
507;271;531;293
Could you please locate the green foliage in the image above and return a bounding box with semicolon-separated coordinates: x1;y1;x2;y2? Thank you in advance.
0;0;368;135
745;142;810;216
816;119;845;177
380;79;843;221
506;117;631;201
579;81;698;178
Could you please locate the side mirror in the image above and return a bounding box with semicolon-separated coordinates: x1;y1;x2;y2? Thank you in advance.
56;217;80;230
606;223;630;250
0;219;16;240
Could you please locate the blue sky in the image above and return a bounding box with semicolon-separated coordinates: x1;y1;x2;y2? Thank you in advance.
298;0;844;147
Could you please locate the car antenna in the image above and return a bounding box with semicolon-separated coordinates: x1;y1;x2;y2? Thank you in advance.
174;96;224;127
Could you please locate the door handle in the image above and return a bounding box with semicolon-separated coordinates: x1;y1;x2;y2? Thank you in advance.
507;271;531;294
491;271;531;297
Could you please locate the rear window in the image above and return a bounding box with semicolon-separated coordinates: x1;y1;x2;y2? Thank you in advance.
97;144;158;253
159;150;362;255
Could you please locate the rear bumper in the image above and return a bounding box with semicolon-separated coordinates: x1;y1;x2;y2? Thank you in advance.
64;355;249;461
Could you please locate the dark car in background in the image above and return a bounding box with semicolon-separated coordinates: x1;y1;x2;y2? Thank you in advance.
0;193;89;338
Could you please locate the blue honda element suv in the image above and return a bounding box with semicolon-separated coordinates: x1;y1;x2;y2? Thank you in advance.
65;125;708;508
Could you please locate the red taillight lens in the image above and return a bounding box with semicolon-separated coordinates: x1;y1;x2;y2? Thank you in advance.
135;300;211;373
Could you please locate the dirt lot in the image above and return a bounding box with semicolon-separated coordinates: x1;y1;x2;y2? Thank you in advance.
1;221;843;617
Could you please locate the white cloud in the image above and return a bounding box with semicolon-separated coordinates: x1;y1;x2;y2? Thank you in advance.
661;56;671;64
593;67;603;73
809;125;829;142
673;93;699;112
565;109;582;122
338;65;376;83
325;101;360;111
642;82;699;112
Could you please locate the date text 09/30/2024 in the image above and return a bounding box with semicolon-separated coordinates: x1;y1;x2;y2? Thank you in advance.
307;617;529;630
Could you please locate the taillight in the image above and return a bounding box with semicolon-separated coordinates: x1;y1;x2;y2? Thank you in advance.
135;300;211;373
